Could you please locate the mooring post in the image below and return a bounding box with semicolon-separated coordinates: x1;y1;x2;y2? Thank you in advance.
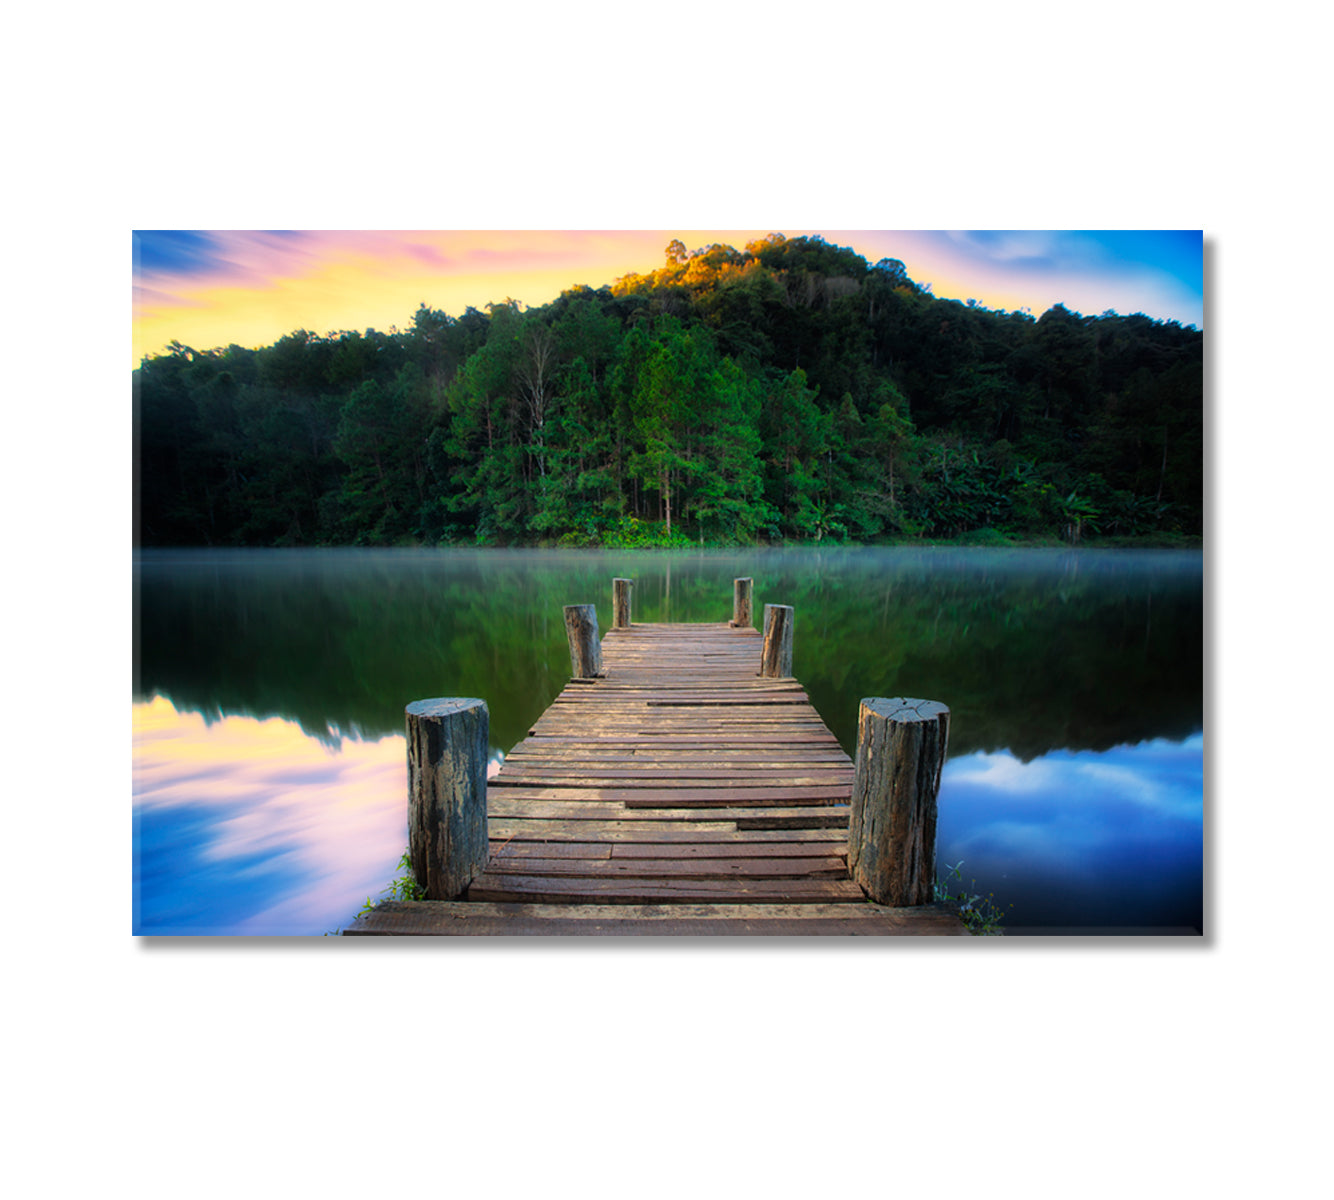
848;697;950;906
730;577;754;628
405;698;489;901
564;603;604;678
612;578;633;629
759;603;794;677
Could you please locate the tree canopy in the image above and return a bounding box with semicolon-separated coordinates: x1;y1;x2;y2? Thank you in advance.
135;234;1203;548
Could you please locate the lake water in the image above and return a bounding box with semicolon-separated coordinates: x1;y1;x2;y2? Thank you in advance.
132;546;1204;936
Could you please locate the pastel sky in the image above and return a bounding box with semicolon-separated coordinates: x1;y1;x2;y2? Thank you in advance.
131;691;1202;934
132;229;1203;367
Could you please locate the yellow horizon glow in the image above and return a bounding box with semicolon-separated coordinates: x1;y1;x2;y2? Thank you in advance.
131;230;778;367
131;229;1203;371
132;264;604;361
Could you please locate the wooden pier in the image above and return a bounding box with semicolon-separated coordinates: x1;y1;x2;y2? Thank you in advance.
347;587;967;936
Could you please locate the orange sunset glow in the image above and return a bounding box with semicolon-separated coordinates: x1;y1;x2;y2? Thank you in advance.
133;231;772;366
131;229;1204;370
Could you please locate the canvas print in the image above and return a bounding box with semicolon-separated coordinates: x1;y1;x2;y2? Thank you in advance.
132;230;1204;937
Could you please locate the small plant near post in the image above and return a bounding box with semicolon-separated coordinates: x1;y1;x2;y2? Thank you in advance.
354;849;427;922
934;861;1010;935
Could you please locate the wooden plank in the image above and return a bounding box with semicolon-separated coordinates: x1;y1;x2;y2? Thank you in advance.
573;715;829;723
509;735;844;747
495;761;853;777
488;841;612;860
465;872;868;904
734;810;849;829
551;678;805;689
348;620;961;932
618;788;850;805
487;823;845;844
548;688;807;698
609;840;845;859
499;756;852;769
530;714;831;726
482;855;847;879
492;771;852;788
488;819;743;838
487;800;848;823
551;695;811;705
345;901;969;936
527;735;834;745
488;786;849;805
505;752;838;761
487;798;628;819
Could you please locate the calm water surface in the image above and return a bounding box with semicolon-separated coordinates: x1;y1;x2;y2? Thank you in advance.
133;547;1204;935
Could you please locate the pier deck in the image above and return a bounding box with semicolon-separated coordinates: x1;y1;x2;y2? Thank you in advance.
346;622;967;935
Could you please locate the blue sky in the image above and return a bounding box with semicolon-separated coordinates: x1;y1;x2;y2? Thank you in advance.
132;229;1204;364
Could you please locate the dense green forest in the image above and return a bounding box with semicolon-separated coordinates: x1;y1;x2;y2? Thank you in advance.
134;234;1203;548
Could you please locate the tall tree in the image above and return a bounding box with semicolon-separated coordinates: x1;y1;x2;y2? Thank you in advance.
327;364;429;542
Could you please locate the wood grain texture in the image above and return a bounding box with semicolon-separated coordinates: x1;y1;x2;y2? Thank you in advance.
465;872;866;904
848;697;950;906
563;604;603;678
345;900;970;936
483;621;860;905
759;604;794;678
405;698;489;900
613;578;633;629
352;622;968;936
730;577;753;628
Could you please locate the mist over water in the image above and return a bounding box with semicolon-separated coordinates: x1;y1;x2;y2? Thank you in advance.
134;547;1203;934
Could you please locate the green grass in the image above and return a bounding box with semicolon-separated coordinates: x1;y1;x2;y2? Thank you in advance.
934;861;1010;935
356;849;425;920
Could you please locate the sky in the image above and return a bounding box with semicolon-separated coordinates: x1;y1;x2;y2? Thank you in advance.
131;228;1203;367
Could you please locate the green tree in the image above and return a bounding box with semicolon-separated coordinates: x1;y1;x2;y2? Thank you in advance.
327;365;430;542
624;319;712;537
759;367;825;537
685;356;766;543
530;356;622;542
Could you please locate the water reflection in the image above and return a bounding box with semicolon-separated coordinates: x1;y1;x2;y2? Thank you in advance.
134;547;1203;935
133;696;408;935
133;695;1203;935
135;547;1202;758
938;734;1204;932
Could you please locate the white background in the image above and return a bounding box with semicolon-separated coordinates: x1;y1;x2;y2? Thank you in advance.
6;4;1324;1197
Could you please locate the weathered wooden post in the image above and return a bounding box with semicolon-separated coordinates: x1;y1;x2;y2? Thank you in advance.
405;698;489;901
564;603;604;678
730;577;753;628
613;578;633;629
759;603;794;677
848;698;950;906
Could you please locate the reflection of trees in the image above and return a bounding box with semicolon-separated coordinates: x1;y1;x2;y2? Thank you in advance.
135;548;1202;760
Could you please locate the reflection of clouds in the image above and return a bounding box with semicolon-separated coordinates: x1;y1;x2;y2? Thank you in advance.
133;696;407;934
945;735;1202;821
948;752;1057;792
938;734;1204;927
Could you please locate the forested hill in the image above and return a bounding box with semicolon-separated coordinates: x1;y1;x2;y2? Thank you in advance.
134;234;1203;549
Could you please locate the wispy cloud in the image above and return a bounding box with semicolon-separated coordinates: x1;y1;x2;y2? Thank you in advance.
937;736;1204;926
131;229;1205;367
133;696;407;934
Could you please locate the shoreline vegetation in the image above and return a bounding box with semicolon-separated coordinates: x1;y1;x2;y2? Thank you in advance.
135;234;1201;553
